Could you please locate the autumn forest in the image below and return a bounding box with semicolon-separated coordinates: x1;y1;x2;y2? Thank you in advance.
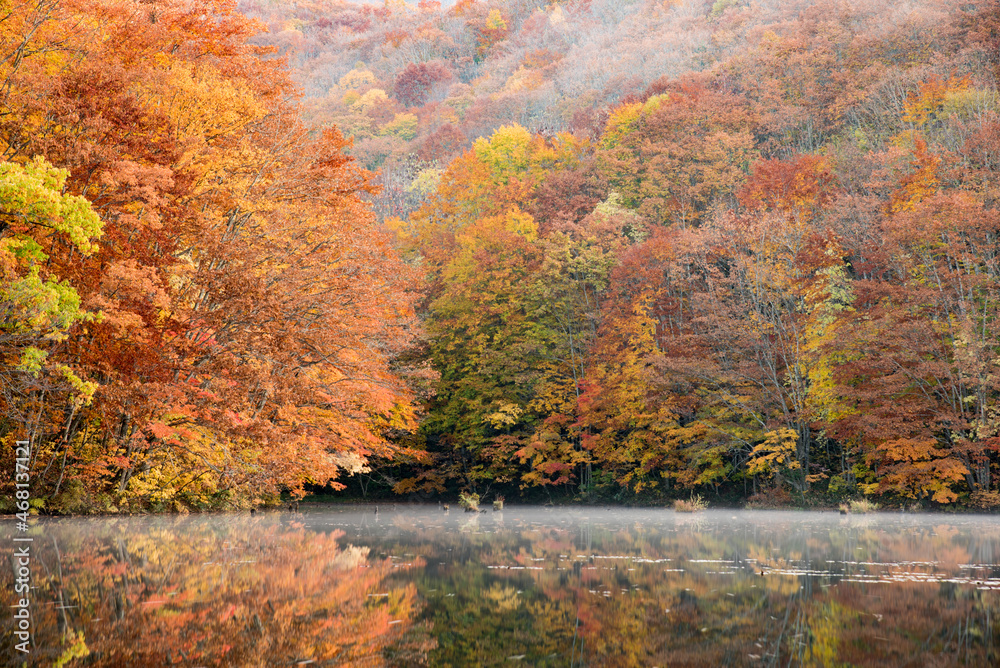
4;0;1000;513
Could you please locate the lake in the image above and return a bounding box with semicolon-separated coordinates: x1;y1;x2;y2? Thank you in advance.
3;506;1000;666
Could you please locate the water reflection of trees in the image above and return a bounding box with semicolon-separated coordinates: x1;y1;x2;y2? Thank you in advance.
379;511;1000;666
2;510;999;666
1;514;434;666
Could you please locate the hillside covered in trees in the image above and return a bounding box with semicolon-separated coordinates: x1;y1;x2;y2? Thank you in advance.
4;0;1000;511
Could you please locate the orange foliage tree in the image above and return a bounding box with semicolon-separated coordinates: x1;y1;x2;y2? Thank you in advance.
0;0;420;511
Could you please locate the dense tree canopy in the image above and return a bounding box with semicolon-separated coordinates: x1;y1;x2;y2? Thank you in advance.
0;0;420;512
7;0;1000;511
366;0;1000;509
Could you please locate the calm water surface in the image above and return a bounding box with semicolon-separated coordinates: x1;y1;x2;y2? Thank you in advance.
3;506;1000;666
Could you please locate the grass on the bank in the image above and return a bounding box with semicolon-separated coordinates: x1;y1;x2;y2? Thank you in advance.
840;498;880;514
674;495;708;513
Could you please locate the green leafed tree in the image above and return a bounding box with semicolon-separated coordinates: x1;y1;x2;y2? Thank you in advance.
0;157;103;414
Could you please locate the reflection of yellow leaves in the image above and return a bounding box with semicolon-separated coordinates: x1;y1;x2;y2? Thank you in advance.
805;602;858;668
484;584;521;612
53;628;89;668
32;521;432;664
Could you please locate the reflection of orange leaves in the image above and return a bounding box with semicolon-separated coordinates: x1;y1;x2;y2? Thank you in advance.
46;523;438;665
219;603;237;623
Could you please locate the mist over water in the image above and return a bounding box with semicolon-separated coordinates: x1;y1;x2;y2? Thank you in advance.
4;506;999;666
